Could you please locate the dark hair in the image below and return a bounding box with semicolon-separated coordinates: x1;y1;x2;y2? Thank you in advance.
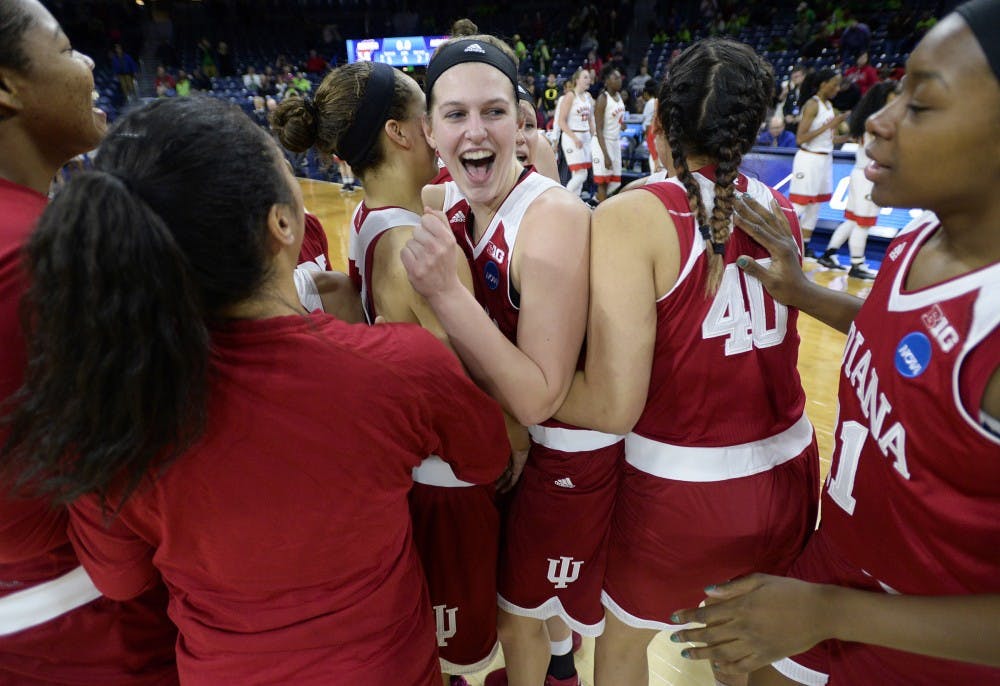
271;62;413;177
657;38;774;295
600;63;621;83
848;81;896;138
2;97;294;506
643;80;658;97
0;0;34;71
800;67;838;103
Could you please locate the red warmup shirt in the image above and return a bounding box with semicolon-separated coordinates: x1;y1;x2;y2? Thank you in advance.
0;178;178;685
69;315;509;685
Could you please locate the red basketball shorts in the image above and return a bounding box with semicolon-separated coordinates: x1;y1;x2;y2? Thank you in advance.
409;481;500;674
772;530;1000;685
497;428;624;636
603;437;819;631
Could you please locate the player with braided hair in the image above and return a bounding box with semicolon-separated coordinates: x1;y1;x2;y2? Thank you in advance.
553;37;820;685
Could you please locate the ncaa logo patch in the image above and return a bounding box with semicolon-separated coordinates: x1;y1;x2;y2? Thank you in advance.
895;332;931;378
484;261;501;290
795;172;805;179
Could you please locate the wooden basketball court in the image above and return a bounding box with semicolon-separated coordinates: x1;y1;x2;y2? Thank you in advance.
300;177;868;686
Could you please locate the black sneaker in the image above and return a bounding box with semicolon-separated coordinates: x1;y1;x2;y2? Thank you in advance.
817;254;845;270
848;264;878;280
804;247;817;259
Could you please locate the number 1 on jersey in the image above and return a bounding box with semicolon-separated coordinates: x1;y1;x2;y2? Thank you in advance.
827;420;868;515
702;260;788;355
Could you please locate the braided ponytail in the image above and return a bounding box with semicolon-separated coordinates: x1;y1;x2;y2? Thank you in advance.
657;38;775;296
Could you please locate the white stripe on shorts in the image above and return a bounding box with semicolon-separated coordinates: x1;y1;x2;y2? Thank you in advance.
625;414;813;482
0;566;102;636
528;425;623;453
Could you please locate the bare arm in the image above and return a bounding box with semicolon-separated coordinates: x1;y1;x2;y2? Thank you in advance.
794;99;818;146
531;135;560;182
402;191;590;427
311;271;365;323
670;574;1000;676
372;226;473;346
558;93;579;147
734;194;861;333
555;191;669;433
594;92;610;161
796;99;850;146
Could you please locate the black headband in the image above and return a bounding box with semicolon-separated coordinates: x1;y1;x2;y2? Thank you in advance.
955;0;1000;84
517;84;533;104
425;39;519;110
337;62;397;168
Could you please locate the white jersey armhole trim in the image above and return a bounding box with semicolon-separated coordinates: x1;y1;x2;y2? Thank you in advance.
952;279;1000;444
655;177;700;303
471;172;561;261
354;206;423;323
771;657;830;685
655;175;782;302
888;213;1000;312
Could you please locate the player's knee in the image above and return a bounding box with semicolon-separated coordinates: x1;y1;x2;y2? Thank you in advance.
497;611;546;643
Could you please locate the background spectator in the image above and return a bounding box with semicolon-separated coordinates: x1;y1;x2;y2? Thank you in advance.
756;114;797;147
305;49;328;74
109;43;137;101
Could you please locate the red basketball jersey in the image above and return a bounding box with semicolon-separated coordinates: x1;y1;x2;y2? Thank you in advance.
348;203;422;324
634;169;807;447
443;169;561;346
297;212;332;272
821;213;1000;596
430;166;453;185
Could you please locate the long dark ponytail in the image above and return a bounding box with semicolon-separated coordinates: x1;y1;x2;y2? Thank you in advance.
657;38;774;295
848;81;896;138
799;67;837;104
2;97;294;507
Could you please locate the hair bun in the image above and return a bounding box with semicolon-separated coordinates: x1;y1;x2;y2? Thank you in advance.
272;96;319;153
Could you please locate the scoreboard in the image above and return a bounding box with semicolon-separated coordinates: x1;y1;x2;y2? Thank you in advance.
346;36;449;67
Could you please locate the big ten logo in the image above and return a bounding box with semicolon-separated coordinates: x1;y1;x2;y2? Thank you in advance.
485;241;506;263
920;304;959;352
433;605;458;647
546;556;583;589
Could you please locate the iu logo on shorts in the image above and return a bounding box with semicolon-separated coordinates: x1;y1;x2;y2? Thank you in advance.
546;556;583;589
434;604;458;647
